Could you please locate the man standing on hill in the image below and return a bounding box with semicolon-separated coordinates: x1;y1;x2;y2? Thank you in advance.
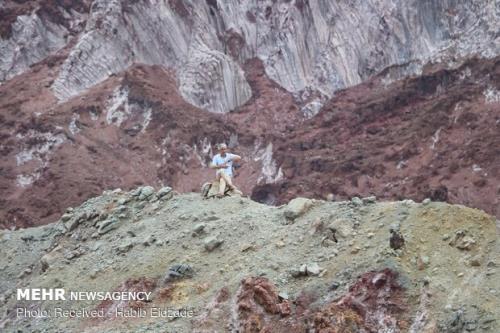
210;143;242;198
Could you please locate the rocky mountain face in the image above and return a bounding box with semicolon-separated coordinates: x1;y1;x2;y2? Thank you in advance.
1;189;499;332
0;0;499;228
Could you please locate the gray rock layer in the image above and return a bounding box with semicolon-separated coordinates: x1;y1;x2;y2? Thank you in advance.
2;0;499;115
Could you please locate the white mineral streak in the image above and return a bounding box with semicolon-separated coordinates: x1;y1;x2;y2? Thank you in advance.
15;131;66;166
254;142;282;184
105;86;131;126
15;131;66;188
484;86;500;104
68;114;80;135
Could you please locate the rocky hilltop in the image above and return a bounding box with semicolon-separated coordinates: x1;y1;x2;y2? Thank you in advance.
0;1;499;227
0;188;498;332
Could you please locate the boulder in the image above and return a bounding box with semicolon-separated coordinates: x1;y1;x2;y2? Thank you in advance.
139;186;155;200
351;197;363;206
284;198;313;220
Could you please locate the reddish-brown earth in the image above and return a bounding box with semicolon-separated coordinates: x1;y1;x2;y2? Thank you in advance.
1;54;499;228
193;269;408;332
252;57;500;218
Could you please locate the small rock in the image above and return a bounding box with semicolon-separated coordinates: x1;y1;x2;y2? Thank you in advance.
139;186;155;200
278;292;289;300
469;255;482;267
157;186;173;198
422;198;431;205
450;231;476;250
390;227;405;250
290;268;302;278
61;213;73;222
329;282;340;290
351;197;363;206
40;247;61;271
89;269;100;279
306;263;321;276
362;196;376;204
98;218;119;235
164;263;193;283
284;198;313;220
326;193;335;201
192;223;207;236
293;263;322;277
116;241;135;254
142;235;156;246
204;236;223;252
130;187;143;197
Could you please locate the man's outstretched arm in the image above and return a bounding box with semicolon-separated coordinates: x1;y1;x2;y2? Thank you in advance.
230;154;242;162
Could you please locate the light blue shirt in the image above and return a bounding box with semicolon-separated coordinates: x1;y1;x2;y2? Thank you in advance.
212;153;236;177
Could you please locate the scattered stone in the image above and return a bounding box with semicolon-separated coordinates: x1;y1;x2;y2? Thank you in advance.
276;240;286;248
204;236;223;252
329;281;340;290
306;262;321;275
402;199;415;206
292;263;323;277
469;255;482;267
284;198;313;220
351;197;363;206
241;243;255;252
157;186;173;199
61;213;73;222
204;215;219;222
139;186;155;200
89;269;101;279
130;187;142;197
142;235;156;246
422;198;431;205
362;196;376;204
192;223;207;236
40;247;61;271
116;241;135;254
390;226;405;250
326;193;335;201
417;255;430;270
98;218;120;235
449;230;476;251
17;268;32;279
350;247;361;254
164;264;194;283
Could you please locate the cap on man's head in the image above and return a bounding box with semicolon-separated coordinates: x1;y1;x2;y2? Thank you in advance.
218;143;227;150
